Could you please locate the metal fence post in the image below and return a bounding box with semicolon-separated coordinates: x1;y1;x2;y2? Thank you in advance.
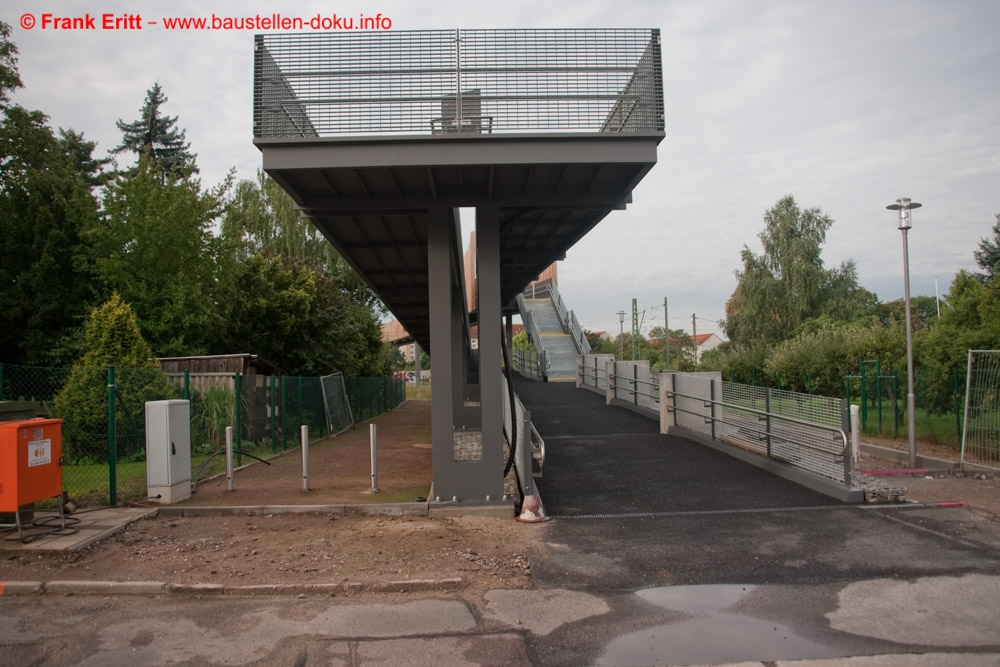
183;370;190;400
234;373;243;467
765;388;772;458
297;376;303;431
633;364;639;406
893;372;900;437
281;376;288;450
269;375;277;453
841;398;851;484
107;366;117;507
710;379;717;440
953;368;963;442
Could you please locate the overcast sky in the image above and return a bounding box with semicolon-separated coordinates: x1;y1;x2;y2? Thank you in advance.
6;0;998;337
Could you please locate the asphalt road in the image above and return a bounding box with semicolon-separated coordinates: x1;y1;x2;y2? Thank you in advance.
3;381;1000;666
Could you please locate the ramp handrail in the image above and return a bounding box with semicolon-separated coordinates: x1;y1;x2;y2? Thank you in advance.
569;310;592;355
501;375;545;497
515;293;549;376
664;385;851;484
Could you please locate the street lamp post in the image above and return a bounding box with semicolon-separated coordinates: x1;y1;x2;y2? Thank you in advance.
617;310;626;360
887;197;922;468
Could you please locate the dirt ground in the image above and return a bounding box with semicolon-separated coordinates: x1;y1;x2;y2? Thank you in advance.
856;444;1000;518
0;401;533;594
1;401;997;591
0;512;534;596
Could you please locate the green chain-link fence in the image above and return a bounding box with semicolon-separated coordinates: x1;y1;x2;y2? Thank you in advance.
1;364;405;507
724;364;967;446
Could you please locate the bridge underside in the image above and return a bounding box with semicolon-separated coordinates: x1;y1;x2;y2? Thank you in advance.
257;132;661;502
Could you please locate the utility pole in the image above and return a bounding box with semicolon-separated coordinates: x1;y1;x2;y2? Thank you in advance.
692;313;697;365
617;310;625;360
632;298;639;361
663;296;670;369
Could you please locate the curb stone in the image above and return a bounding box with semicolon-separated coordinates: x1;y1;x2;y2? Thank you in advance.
0;578;465;596
45;580;166;596
0;581;42;595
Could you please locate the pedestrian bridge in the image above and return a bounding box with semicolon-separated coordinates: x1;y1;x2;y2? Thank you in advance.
254;29;663;505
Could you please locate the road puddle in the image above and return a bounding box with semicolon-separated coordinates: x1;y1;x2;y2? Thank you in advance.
598;585;841;666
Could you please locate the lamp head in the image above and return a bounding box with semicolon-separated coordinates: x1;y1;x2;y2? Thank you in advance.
886;198;922;230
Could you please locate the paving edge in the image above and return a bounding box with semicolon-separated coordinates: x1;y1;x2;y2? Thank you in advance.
66;508;160;553
0;578;465;597
156;502;431;517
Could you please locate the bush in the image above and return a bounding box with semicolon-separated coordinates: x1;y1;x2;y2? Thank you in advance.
52;294;177;462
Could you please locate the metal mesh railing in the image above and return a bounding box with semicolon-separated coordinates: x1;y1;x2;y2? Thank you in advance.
578;354;614;392
719;382;847;482
961;350;1000;470
254;29;663;138
513;348;544;380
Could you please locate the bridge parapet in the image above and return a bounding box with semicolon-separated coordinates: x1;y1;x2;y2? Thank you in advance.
254;29;663;139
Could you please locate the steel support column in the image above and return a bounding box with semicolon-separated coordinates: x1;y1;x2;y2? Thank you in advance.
476;205;504;501
427;207;502;502
428;208;458;499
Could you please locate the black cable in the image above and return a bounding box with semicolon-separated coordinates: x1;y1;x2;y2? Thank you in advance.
1;513;81;544
501;327;525;500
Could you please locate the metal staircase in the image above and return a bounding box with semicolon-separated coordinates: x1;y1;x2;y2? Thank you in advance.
516;280;591;382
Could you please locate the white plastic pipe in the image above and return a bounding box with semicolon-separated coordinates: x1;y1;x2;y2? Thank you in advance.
301;425;309;491
225;426;234;491
370;423;378;493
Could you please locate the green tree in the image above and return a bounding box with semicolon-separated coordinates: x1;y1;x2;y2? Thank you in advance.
222;171;383;308
58;127;111;188
0;26;101;365
213;254;389;376
86;153;231;356
112;82;197;177
647;326;697;370
916;271;1000;414
875;295;939;330
217;172;389;375
512;331;536;352
53;294;176;462
0;20;21;108
974;214;1000;282
724;196;867;348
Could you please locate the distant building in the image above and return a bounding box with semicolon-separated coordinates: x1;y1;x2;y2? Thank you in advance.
692;333;725;363
380;320;418;363
464;231;558;312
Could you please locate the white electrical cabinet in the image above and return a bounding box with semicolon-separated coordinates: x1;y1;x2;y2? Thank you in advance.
145;400;191;504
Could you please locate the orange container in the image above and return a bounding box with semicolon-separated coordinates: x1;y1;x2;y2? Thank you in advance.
0;418;63;512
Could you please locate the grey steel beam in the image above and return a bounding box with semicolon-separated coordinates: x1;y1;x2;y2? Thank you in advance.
258;134;661;171
295;191;633;212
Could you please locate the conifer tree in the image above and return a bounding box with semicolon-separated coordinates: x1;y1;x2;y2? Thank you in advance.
112;82;197;176
974;214;1000;283
59;127;111;188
